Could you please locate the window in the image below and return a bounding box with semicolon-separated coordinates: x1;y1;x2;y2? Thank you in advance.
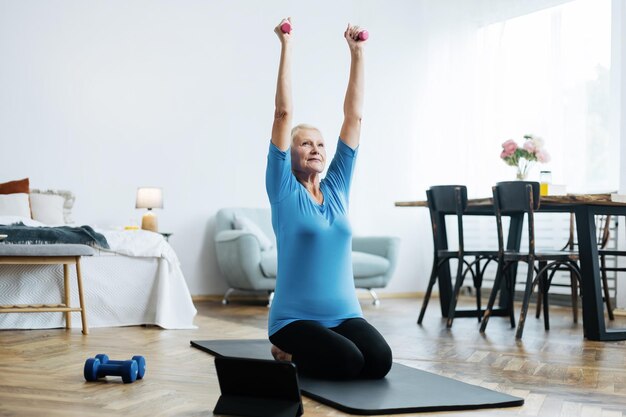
476;0;614;192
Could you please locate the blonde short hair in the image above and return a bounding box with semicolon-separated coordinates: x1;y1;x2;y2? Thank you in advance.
291;124;322;143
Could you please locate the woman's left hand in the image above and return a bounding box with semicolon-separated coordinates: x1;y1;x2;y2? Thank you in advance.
344;24;366;52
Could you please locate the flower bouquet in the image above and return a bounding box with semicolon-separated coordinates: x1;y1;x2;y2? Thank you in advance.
500;135;550;180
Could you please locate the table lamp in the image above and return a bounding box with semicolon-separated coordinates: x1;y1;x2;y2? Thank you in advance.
136;187;163;232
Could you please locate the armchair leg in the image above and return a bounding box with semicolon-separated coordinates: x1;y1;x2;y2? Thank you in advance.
368;289;380;306
222;288;236;305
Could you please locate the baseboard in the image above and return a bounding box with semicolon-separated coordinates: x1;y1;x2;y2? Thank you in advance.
191;294;269;303
191;294;223;302
613;309;626;317
192;292;426;303
356;291;422;300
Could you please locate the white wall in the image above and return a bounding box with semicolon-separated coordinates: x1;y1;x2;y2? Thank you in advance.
0;0;432;296
3;0;621;299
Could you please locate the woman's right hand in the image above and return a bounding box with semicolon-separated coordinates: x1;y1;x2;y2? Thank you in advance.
274;17;292;44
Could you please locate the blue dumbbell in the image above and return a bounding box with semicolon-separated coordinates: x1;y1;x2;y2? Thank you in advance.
84;357;139;384
95;354;146;379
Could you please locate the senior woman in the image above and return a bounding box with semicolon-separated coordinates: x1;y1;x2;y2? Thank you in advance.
265;18;392;380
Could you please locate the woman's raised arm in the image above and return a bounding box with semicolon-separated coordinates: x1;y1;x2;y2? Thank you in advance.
271;18;293;152
339;24;366;150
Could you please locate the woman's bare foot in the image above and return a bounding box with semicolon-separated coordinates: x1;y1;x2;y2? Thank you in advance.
271;345;292;362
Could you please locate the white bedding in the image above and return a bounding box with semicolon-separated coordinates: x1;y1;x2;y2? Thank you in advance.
0;217;197;330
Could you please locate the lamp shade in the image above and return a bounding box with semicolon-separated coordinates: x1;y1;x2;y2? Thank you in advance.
136;187;163;209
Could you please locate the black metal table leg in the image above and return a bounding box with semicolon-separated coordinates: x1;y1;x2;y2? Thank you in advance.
575;205;626;341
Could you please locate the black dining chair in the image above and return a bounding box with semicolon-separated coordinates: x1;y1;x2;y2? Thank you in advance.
418;185;500;328
534;213;580;324
597;215;626;319
479;181;582;339
536;214;616;322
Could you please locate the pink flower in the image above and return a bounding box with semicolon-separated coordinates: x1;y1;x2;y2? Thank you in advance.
501;139;517;157
523;140;536;153
536;150;550;163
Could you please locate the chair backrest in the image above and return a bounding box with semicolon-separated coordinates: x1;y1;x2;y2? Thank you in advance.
427;185;468;252
493;181;540;213
492;181;540;255
598;215;613;249
564;214;614;250
215;207;276;246
428;185;468;214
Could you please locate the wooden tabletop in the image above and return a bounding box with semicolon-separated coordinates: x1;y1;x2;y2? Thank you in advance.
395;193;622;207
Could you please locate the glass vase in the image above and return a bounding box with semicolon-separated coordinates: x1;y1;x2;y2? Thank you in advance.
515;160;533;180
516;168;528;180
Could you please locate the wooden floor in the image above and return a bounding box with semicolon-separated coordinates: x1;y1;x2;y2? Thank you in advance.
1;297;626;417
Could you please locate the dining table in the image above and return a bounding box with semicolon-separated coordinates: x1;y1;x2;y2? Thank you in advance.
396;193;626;341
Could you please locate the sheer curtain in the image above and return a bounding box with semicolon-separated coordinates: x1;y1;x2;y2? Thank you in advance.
413;0;614;196
408;0;616;297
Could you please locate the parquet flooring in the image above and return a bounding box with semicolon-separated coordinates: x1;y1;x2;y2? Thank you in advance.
1;297;625;416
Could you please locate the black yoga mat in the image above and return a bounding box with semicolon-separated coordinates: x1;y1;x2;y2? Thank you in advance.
191;339;524;415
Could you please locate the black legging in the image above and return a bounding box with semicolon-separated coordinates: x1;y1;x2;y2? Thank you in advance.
269;318;392;380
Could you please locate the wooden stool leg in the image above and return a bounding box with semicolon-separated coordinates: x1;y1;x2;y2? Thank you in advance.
63;264;71;330
75;257;89;335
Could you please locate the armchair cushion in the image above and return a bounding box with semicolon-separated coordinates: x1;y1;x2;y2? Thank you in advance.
353;275;386;288
232;213;274;251
352;251;390;278
258;250;389;280
215;208;400;298
259;249;278;277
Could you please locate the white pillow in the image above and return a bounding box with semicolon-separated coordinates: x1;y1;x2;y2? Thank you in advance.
0;193;31;218
232;214;274;251
30;189;75;224
30;193;65;225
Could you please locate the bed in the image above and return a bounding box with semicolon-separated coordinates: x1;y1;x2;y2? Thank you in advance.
0;216;197;330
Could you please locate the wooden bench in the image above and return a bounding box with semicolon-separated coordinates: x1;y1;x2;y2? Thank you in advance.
0;244;94;335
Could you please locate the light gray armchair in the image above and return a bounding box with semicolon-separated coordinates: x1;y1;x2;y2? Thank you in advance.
215;208;400;305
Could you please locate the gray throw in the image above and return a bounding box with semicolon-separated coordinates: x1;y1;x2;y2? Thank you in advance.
0;222;109;249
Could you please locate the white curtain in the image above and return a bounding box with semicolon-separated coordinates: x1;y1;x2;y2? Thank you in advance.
412;0;614;196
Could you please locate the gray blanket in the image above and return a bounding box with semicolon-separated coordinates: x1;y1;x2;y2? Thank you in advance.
0;223;109;249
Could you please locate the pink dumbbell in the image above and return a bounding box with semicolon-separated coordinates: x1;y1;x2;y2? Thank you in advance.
280;21;367;40
349;28;369;41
